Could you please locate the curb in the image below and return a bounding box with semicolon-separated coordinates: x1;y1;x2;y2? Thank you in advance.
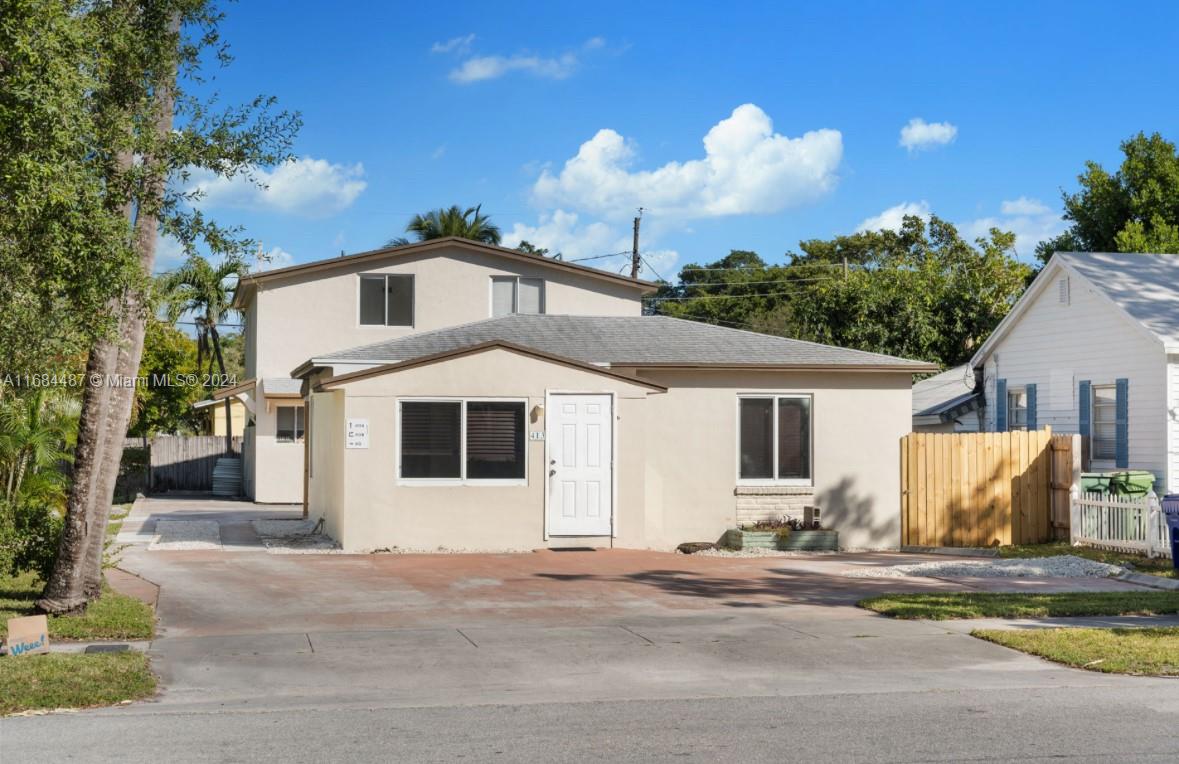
1112;570;1179;591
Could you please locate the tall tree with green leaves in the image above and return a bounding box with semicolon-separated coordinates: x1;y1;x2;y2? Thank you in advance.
387;204;502;246
655;216;1030;368
25;0;299;614
1036;132;1179;261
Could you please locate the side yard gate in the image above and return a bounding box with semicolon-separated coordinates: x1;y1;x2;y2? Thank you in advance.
900;429;1078;548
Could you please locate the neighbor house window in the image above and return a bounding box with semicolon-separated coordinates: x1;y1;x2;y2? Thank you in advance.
399;399;526;482
738;395;812;483
1007;388;1028;431
491;277;544;317
359;274;414;326
276;405;305;443
1091;384;1117;460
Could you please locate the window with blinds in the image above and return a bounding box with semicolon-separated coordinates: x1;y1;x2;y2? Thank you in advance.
738;395;812;483
466;402;525;479
400;401;461;478
399;400;526;481
276;405;305;443
490;277;545;317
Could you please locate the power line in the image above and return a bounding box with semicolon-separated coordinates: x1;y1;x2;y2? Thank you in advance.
646;289;813;302
665;276;839;287
566;250;632;263
639;255;668;284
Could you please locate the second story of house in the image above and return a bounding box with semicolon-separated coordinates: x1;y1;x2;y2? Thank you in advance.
233;237;657;379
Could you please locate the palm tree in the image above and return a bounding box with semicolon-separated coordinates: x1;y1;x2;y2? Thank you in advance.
160;256;248;452
387;204;502;247
0;389;79;507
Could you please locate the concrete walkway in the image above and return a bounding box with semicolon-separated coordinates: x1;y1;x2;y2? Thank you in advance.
940;613;1179;633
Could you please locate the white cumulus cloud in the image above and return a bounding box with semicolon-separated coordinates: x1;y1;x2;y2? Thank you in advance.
187;157;366;217
961;198;1064;258
899;118;958;152
856;201;932;233
532;104;843;220
501;209;677;280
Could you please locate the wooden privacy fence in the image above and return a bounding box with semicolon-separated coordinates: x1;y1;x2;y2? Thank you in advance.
121;435;242;493
901;429;1078;548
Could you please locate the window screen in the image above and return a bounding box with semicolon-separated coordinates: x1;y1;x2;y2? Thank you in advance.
777;397;810;479
276;406;304;443
465;402;525;479
739;398;774;479
739;396;812;481
400;401;462;478
1007;389;1028;431
359;276;386;325
1092;385;1117;460
385;275;414;326
491;277;516;317
517;278;544;315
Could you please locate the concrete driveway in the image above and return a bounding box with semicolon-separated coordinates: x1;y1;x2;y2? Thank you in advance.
4;495;1177;762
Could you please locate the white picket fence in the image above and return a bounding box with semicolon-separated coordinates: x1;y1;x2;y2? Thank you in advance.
1070;491;1172;558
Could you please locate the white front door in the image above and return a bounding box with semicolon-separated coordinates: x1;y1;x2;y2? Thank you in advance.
547;394;613;536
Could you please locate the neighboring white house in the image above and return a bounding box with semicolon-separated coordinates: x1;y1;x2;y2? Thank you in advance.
912;364;981;432
969;251;1179;493
225;236;936;552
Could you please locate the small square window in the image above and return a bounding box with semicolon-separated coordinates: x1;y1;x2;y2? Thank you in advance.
1007;389;1028;431
359;274;414;326
490;277;545;317
276;406;305;443
738;396;812;483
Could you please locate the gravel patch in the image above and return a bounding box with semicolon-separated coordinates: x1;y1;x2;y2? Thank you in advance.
844;555;1122;579
149;520;221;551
253;519;318;538
262;536;343;554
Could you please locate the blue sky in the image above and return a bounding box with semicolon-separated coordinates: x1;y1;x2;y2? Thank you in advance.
169;0;1179;278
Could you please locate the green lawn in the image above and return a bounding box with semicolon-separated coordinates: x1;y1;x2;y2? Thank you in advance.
998;542;1177;578
974;627;1179;676
1;572;154;641
0;652;156;715
859;591;1179;620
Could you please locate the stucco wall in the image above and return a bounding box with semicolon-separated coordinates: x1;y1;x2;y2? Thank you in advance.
625;368;913;550
307;389;345;539
252;245;645;378
307;347;655;552
251;399;305;503
306;349;914;552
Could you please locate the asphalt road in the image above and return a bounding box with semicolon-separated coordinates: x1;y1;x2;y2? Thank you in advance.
5;684;1179;762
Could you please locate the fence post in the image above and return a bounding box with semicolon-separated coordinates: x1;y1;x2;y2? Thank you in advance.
1147;491;1161;559
1069;484;1080;547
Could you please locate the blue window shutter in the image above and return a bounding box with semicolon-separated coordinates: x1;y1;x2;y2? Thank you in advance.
1115;378;1129;468
995;378;1007;432
1078;380;1091;438
1026;384;1037;431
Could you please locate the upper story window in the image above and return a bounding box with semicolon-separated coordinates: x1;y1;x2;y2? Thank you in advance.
1091;384;1117;460
737;395;812;484
1006;388;1028;431
359;274;414;326
491;276;544;317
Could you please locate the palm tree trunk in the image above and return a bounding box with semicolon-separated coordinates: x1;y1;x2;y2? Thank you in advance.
209;324;233;454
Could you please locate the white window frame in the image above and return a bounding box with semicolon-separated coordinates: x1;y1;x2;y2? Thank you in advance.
396;397;529;486
735;393;814;487
357;273;415;328
488;276;545;317
1091;383;1118;463
275;404;305;444
1006;387;1028;431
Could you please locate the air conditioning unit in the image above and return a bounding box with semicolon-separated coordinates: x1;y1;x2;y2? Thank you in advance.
804;505;821;530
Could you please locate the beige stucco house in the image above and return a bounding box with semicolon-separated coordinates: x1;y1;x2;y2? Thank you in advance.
228;237;934;551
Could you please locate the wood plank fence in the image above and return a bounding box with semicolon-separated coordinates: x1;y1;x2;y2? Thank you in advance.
120;435;241;493
901;429;1078;548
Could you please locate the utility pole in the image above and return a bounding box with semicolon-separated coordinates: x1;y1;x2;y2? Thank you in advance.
843;256;849;279
630;208;643;279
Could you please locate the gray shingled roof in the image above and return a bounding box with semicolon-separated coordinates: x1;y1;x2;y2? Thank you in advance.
1057;252;1179;347
312;315;934;370
912;364;979;418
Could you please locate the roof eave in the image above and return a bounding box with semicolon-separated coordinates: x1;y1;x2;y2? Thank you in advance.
236;237;659;293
